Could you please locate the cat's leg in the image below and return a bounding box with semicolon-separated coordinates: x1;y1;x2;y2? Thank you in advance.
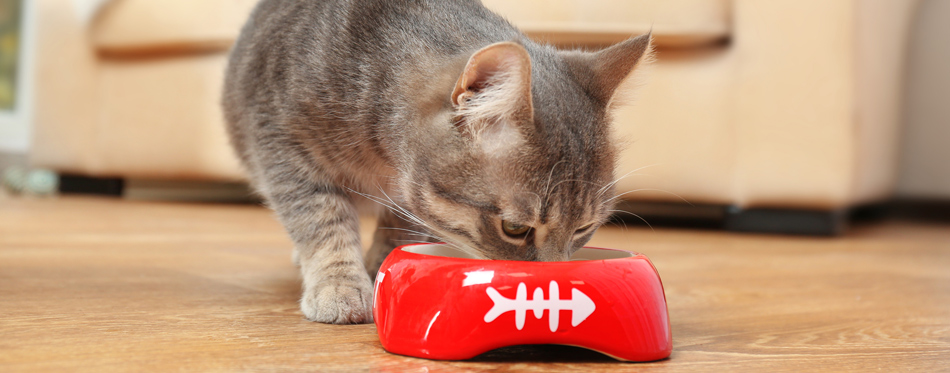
364;208;434;279
264;170;373;324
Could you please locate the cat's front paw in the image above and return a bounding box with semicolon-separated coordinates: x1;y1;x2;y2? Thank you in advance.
300;278;374;324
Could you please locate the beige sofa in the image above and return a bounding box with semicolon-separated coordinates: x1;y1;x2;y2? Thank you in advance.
32;0;920;214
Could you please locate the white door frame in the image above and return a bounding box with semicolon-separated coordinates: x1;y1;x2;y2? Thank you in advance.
0;0;36;153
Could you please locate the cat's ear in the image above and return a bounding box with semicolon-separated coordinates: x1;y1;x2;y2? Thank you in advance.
562;33;653;106
452;41;534;130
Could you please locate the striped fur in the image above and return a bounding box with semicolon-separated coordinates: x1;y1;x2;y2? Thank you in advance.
224;0;652;324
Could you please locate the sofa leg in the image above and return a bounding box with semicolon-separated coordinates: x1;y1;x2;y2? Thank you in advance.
724;207;847;236
611;201;849;236
59;175;125;196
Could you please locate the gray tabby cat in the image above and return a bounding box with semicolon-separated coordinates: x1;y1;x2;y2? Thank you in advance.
223;0;652;324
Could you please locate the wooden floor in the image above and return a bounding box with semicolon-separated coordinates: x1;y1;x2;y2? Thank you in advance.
1;196;948;372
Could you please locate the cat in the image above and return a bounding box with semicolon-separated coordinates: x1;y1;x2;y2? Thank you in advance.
223;0;652;324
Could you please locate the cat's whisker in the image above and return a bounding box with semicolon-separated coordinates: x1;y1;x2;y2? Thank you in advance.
363;196;476;257
376;186;431;229
541;159;570;211
547;178;603;195
348;188;399;212
393;239;438;246
615;217;630;233
369;185;484;259
608;209;655;232
351;184;422;227
347;188;431;234
378;227;443;242
513;190;544;210
602;188;692;207
595;164;661;198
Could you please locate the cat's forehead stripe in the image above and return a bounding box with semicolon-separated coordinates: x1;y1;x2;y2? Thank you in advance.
429;182;500;214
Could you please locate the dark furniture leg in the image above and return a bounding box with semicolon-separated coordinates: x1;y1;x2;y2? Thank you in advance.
612;201;849;236
58;175;125;196
724;207;847;236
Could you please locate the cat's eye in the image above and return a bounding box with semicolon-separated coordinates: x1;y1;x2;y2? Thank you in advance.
501;220;531;237
575;223;595;235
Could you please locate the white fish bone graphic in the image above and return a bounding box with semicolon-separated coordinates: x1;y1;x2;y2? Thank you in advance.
484;281;595;332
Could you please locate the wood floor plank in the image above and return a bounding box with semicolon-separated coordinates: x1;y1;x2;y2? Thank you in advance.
1;196;948;372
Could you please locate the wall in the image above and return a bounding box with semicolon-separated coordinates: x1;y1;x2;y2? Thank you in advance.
898;0;950;199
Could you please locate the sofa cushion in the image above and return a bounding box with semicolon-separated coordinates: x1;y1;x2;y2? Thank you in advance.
91;0;257;56
92;0;728;55
481;0;732;48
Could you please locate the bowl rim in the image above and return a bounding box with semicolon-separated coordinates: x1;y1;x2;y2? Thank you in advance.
395;243;642;263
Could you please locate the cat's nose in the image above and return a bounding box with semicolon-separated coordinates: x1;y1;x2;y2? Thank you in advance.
532;235;574;262
535;248;571;262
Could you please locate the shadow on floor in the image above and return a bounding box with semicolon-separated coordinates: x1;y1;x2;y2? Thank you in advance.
467;345;619;363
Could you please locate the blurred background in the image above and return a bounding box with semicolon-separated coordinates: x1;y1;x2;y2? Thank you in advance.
1;0;948;236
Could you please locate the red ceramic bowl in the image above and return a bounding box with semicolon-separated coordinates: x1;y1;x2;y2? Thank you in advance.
373;243;672;361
